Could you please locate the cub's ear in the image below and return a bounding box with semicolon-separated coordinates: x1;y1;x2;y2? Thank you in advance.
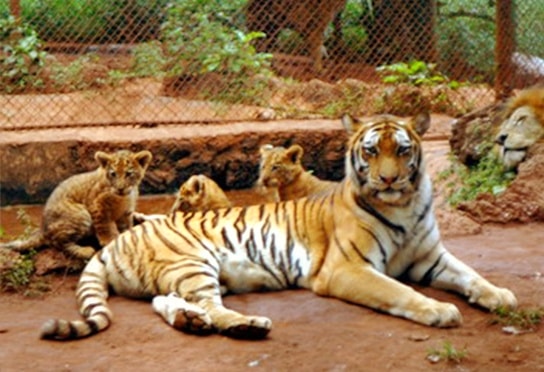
260;144;274;155
95;151;111;169
411;112;431;137
134;150;153;169
190;175;205;195
286;144;304;163
341;114;362;134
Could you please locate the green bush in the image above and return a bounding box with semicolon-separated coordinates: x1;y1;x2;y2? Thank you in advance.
440;152;516;207
161;0;273;104
377;60;449;86
0;16;47;93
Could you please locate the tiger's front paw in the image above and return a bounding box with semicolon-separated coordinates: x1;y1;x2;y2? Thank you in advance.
420;301;462;328
468;281;517;311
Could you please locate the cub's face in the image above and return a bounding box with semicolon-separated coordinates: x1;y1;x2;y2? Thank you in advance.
171;174;230;213
257;144;305;188
95;150;152;196
495;106;544;170
342;114;429;206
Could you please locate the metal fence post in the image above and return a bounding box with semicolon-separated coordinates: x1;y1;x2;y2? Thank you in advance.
9;0;21;18
495;0;515;100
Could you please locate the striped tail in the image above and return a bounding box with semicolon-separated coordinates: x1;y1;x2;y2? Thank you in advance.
0;230;44;252
40;254;113;340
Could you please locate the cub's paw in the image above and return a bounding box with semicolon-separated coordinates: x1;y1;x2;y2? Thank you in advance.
152;293;213;334
222;316;272;340
414;301;462;328
468;283;518;311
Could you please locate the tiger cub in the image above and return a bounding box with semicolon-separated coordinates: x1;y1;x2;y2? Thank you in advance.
41;113;516;341
171;174;231;213
132;174;232;224
1;150;152;259
256;144;335;201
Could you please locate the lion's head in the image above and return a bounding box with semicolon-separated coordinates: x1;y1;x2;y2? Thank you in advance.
495;87;544;170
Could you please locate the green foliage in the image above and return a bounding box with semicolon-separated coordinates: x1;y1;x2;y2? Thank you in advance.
377;60;449;86
161;0;272;78
491;306;544;331
0;250;36;292
440;152;516;207
0;16;47;93
427;341;467;364
15;0;168;43
161;0;273;105
437;1;495;83
129;41;167;78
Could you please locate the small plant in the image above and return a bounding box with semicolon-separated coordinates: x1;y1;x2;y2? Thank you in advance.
491;306;544;332
0;250;36;292
426;340;467;364
440;152;516;207
377;60;450;86
0;16;47;93
15;208;38;239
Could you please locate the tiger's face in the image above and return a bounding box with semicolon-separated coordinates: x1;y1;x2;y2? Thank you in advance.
256;144;305;189
95;150;152;196
342;113;430;206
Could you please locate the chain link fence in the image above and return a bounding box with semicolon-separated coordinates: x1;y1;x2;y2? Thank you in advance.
1;0;543;130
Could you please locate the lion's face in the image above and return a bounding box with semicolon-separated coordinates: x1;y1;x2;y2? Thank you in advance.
496;106;544;170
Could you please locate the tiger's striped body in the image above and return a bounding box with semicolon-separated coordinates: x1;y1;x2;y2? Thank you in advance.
41;113;517;341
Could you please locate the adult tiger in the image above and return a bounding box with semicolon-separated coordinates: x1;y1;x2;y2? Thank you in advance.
41;113;517;341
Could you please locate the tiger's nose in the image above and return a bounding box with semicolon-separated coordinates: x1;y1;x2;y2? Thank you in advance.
496;134;508;145
380;175;398;185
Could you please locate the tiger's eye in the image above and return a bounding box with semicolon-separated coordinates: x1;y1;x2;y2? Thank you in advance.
364;146;378;156
397;145;411;156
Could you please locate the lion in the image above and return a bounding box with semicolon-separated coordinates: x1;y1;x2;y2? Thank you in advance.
495;86;544;170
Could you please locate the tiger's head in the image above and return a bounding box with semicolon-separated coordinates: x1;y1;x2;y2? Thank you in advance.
495;87;544;170
95;150;152;196
170;174;231;214
256;144;305;189
341;113;430;206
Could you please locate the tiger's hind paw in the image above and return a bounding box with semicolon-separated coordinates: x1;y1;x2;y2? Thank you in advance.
152;294;213;334
222;316;272;339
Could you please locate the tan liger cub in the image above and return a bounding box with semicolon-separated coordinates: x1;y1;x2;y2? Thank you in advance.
256;144;335;201
1;150;152;259
132;174;232;224
171;174;231;213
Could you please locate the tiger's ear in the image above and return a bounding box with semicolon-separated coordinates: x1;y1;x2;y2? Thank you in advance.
286;144;303;163
134;150;153;169
341;114;363;134
410;112;431;137
95;151;112;169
